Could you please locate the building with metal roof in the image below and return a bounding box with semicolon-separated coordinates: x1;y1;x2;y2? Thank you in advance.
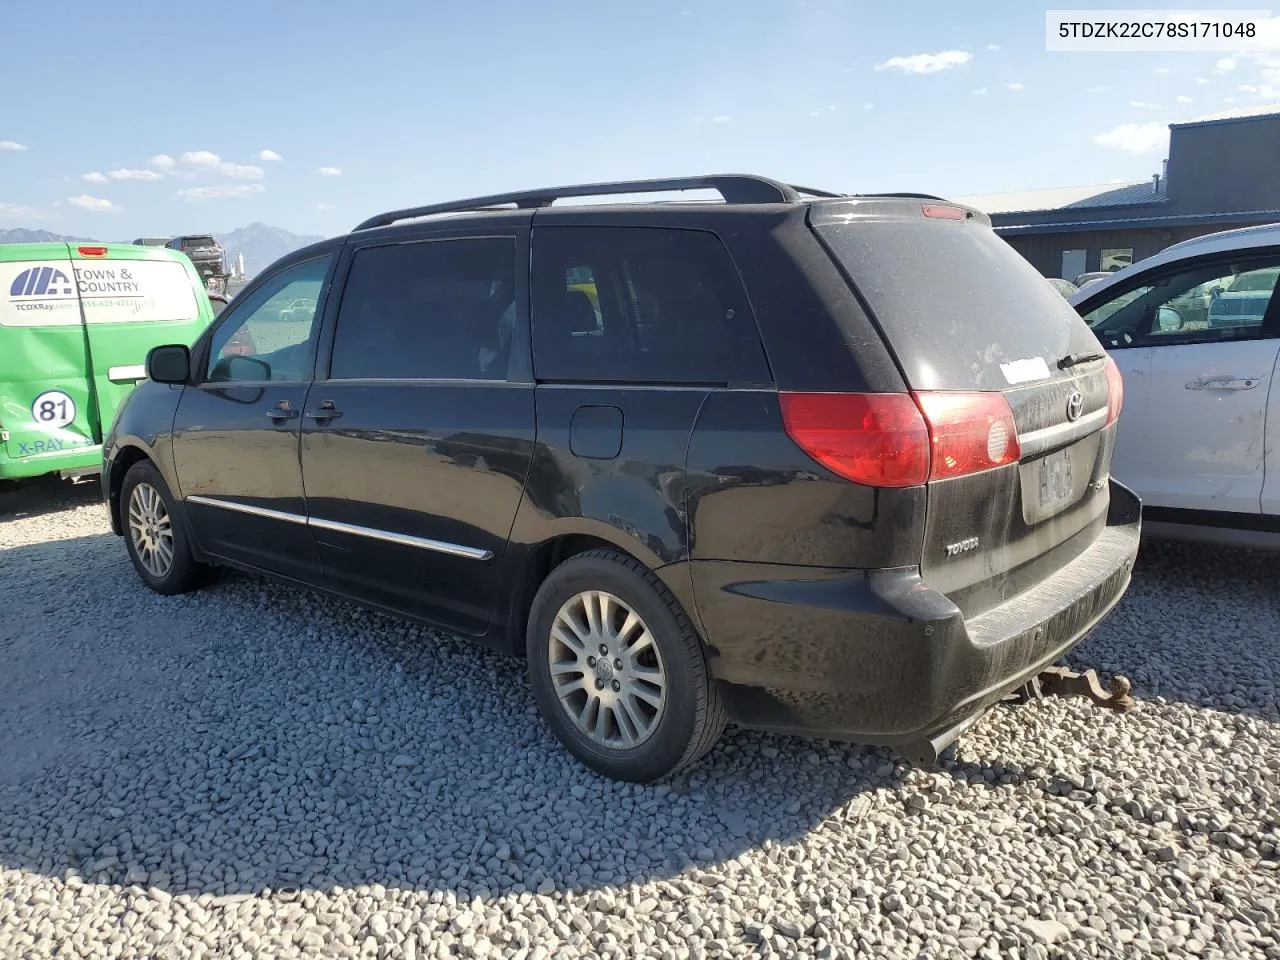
955;105;1280;282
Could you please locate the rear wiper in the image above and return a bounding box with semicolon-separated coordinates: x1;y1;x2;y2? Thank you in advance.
1057;351;1106;369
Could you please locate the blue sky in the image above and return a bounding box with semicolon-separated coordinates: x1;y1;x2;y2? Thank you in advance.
2;0;1277;238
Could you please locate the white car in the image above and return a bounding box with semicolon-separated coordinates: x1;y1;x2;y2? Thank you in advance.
1070;223;1280;547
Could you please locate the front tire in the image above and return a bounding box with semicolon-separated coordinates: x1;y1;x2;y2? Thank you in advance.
121;460;204;595
526;549;726;782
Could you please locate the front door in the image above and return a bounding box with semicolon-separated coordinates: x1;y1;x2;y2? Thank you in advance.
1061;249;1086;284
171;253;335;580
1081;251;1280;515
301;229;535;635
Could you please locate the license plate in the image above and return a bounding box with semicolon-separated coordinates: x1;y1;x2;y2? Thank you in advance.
1038;449;1074;508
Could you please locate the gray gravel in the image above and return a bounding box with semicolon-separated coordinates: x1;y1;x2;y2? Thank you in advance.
1;476;1278;959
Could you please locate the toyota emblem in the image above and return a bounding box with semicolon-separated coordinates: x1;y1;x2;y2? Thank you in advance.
1065;391;1084;422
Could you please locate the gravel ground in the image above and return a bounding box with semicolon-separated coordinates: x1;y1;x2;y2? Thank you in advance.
1;476;1277;960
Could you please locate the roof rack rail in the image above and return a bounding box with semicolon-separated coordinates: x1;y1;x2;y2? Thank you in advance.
855;192;950;202
353;174;821;231
789;184;846;198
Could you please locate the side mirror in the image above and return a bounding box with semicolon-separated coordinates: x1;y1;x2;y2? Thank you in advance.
146;344;191;385
1156;306;1183;331
208;292;229;317
1210;286;1223;300
210;354;272;383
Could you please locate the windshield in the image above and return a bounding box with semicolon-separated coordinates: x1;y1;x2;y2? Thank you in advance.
1081;257;1279;345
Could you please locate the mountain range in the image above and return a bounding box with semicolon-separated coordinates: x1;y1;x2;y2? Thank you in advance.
0;222;324;278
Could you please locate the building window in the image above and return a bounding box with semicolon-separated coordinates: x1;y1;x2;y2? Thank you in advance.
1100;248;1134;272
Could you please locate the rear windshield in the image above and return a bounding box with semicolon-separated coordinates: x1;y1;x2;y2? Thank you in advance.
183;236;218;249
78;259;200;324
812;214;1103;392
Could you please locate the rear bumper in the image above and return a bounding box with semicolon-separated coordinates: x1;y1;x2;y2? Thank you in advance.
692;479;1141;756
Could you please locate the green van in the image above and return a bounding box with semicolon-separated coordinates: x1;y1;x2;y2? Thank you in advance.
0;242;215;481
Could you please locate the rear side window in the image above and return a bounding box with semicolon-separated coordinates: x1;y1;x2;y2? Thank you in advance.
329;238;517;381
813;214;1103;392
531;226;769;384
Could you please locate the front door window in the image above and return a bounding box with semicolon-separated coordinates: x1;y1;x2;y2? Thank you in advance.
207;257;330;382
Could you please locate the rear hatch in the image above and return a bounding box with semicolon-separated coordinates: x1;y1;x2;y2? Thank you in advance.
810;199;1120;617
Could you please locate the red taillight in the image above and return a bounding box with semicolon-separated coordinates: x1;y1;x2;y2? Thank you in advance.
780;390;1021;488
779;392;930;487
913;391;1021;480
1103;356;1123;425
921;204;966;220
77;245;107;257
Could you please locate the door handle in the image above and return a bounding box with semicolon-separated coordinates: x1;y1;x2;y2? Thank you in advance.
1185;376;1262;391
265;402;299;422
305;400;344;423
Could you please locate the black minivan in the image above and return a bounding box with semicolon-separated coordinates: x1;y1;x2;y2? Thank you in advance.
104;175;1140;782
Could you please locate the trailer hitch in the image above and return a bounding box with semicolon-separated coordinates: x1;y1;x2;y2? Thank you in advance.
1015;665;1135;712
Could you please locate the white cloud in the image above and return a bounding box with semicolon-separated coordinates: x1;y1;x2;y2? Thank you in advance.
82;171;108;184
149;153;176;169
317;202;335;211
180;150;222;168
0;140;28;152
317;165;343;176
809;110;822;117
257;149;283;162
863;103;874;111
986;43;1000;51
827;104;836;111
875;50;972;74
67;194;119;212
1214;16;1280;99
108;168;164;181
1129;100;1161;109
220;162;264;180
0;201;46;221
176;184;265;201
1005;81;1024;91
1087;85;1111;93
710;116;731;124
1092;121;1169;154
971;87;989;96
1154;67;1171;75
1177;95;1194;103
1224;95;1237;103
1196;77;1210;84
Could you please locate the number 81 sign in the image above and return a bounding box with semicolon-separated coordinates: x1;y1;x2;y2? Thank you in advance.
30;390;77;429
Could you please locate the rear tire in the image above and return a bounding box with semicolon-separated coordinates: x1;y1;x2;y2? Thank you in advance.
526;548;726;782
120;460;204;595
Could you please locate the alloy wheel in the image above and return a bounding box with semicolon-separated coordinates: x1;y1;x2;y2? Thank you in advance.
127;482;175;579
548;589;667;748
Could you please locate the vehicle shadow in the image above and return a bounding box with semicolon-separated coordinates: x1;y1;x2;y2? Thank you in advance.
1068;537;1280;722
0;475;101;520
0;531;897;901
1;528;1273;903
